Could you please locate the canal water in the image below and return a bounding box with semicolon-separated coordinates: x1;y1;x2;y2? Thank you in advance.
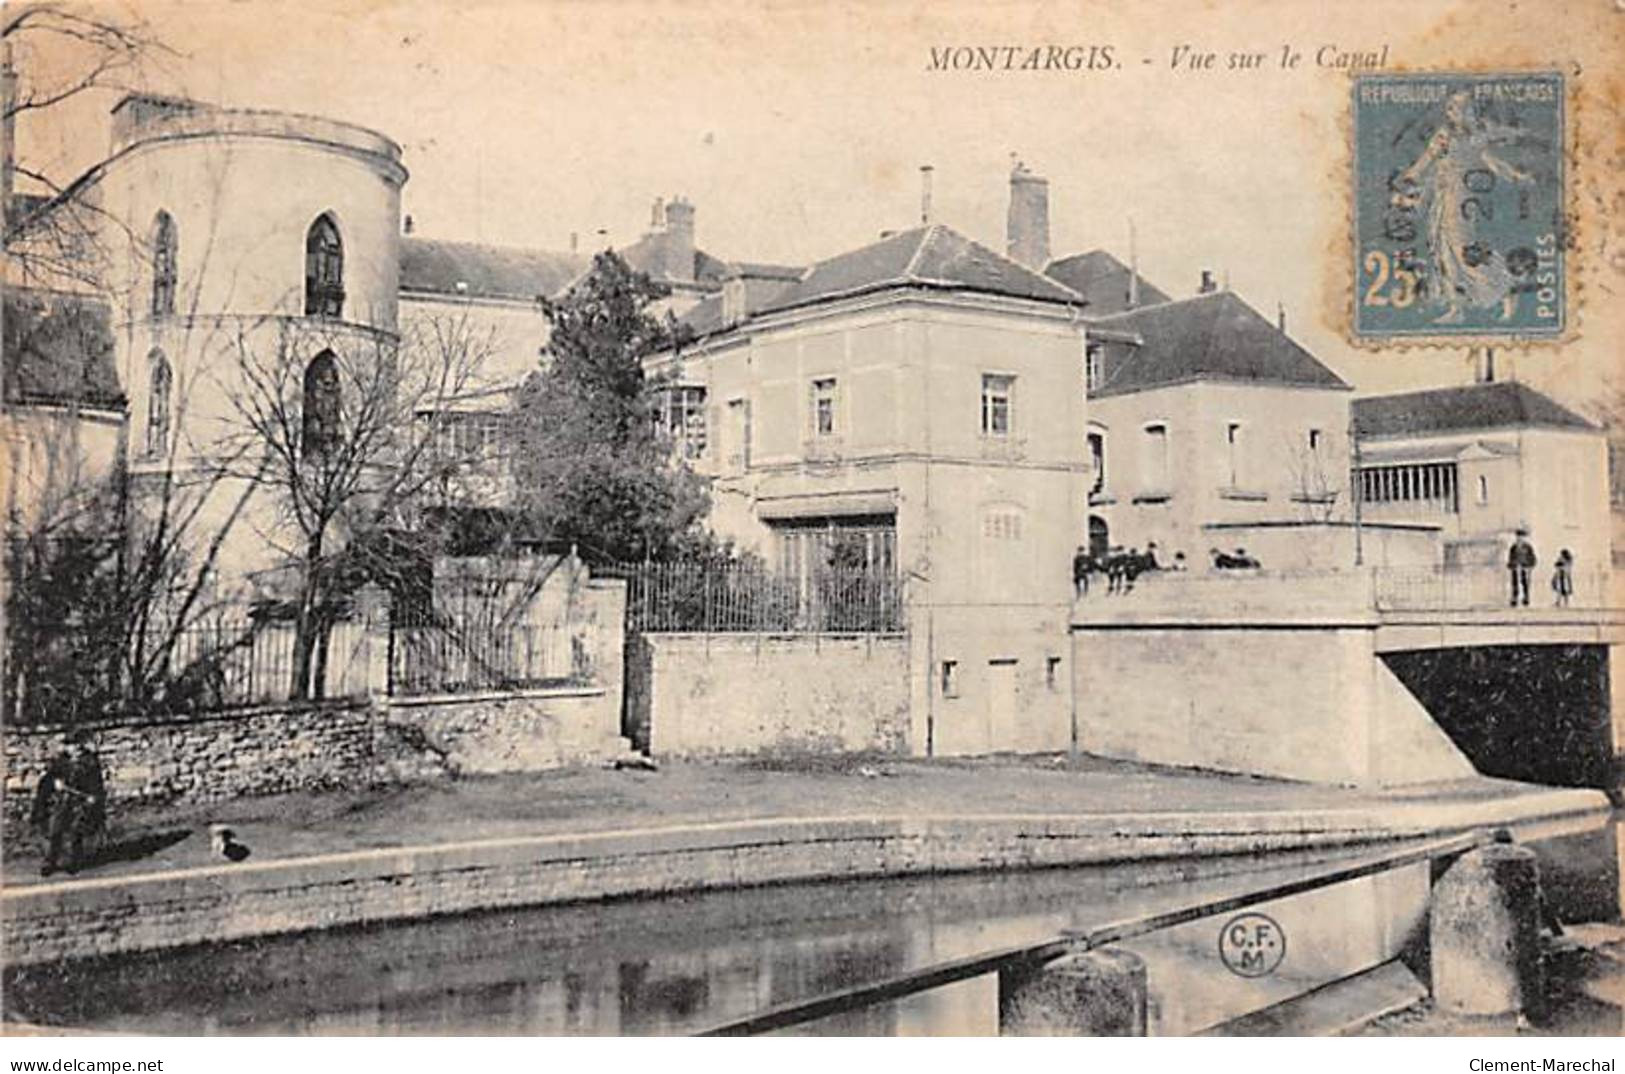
6;813;1620;1035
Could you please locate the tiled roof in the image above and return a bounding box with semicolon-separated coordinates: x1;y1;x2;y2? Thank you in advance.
615;233;729;286
1089;291;1350;396
1353;381;1598;439
757;225;1082;315
1045;249;1171;316
679;273;803;338
399;237;587;302
2;289;124;409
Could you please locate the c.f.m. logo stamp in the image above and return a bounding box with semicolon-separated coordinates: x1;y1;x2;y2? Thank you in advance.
1219;913;1287;978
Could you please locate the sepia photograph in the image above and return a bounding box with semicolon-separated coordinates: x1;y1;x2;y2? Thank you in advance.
1;0;1623;1048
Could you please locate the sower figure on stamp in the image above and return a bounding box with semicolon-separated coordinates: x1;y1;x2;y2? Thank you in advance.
1507;527;1537;608
31;727;107;877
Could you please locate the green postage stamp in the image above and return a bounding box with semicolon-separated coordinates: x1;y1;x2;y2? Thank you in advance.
1352;71;1565;342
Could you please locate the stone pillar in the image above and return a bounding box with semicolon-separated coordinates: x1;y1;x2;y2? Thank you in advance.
1430;842;1544;1018
999;949;1147;1036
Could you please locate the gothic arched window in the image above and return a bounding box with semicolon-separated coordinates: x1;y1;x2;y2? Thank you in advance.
302;350;341;456
146;350;172;457
304;214;344;317
151;211;177;318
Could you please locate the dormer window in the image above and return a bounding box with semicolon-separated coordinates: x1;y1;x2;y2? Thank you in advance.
151;211;177;318
305;214;344;318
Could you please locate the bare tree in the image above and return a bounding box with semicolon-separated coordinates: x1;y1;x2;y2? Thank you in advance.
2;2;172;285
1281;431;1342;523
223;309;494;699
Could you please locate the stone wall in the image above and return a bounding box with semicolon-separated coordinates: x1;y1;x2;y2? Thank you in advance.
628;633;910;757
1073;621;1476;786
387;687;624;774
1;703;442;830
4;568;630;825
4;792;1606;969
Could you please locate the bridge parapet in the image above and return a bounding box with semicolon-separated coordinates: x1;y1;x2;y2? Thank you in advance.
1073;565;1620;638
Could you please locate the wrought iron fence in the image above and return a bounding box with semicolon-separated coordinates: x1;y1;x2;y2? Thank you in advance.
165;619;371;708
607;561;904;634
1372;565;1616;612
386;618;583;697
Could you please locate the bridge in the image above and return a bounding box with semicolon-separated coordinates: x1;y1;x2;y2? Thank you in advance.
1069;565;1624;788
1072;564;1623;652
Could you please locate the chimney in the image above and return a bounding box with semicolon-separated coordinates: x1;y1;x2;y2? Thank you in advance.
1198;270;1216;294
1277;301;1286;333
402;213;415;235
1006;160;1050;269
919;165;934;226
664;196;695;282
721;273;746;327
569;231;579;254
650;197;665;230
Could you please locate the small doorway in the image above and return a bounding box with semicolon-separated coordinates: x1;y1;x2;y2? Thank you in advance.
987;658;1018;753
1088;516;1110;560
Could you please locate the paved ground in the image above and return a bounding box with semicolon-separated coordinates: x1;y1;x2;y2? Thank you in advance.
1357;924;1625;1036
0;752;1573;888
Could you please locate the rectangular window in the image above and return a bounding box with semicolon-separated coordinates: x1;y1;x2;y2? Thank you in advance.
811;377;838;438
981;374;1015;437
1225;422;1242;486
1308;428;1322;452
660;386;707;458
727;397;751;472
941;660;959;698
1087;432;1105;496
1142;423;1169;491
1046;656;1062;690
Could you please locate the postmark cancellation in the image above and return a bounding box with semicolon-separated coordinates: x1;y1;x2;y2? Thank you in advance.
1351;71;1567;345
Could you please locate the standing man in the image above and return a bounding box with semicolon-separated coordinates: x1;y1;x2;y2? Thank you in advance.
1507;527;1537;608
1072;545;1092;598
31;728;107;876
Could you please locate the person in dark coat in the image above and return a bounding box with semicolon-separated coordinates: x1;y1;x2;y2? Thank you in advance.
1072;545;1093;598
1507;528;1537;607
31;728;107;876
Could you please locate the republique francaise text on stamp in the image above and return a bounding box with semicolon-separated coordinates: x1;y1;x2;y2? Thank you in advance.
1352;71;1565;343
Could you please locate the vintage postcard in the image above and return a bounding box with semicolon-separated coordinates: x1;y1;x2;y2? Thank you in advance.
1;0;1622;1054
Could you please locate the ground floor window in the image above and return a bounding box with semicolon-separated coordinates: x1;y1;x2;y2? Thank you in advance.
772;514;896;578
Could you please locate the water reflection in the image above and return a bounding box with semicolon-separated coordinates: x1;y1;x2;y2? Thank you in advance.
6;814;1619;1036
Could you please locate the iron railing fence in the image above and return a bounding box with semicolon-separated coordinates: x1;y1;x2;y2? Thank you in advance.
386;618;583;697
1372;565;1615;612
605;561;905;634
4;618;372;723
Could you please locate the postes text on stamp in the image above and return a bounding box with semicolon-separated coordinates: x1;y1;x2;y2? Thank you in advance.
1352;71;1565;342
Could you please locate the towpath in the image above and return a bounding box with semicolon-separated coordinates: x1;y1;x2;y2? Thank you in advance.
0;752;1596;888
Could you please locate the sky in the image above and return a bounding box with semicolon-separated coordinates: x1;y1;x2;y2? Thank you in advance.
17;0;1623;411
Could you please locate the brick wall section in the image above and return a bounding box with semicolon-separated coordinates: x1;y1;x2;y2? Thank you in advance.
3;790;1605;968
629;634;910;757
